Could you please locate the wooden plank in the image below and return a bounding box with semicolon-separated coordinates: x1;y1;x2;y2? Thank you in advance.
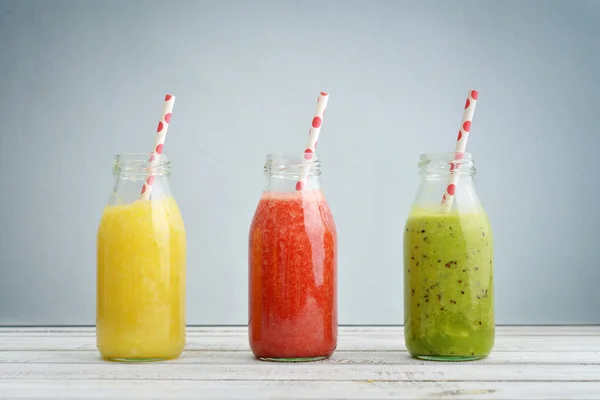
0;327;598;399
1;333;599;352
0;380;599;399
1;363;599;382
1;350;599;366
1;326;598;336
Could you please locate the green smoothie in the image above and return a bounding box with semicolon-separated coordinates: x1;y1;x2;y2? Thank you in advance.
404;208;494;361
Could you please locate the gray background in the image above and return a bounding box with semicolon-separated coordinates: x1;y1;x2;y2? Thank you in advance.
1;0;599;326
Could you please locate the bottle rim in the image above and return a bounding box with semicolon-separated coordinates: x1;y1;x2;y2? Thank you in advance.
418;152;475;176
113;153;171;177
264;153;321;177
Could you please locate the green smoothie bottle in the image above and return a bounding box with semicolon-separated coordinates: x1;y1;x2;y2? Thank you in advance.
403;152;494;361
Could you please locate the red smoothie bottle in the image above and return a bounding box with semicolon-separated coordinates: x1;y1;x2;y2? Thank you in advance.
248;153;337;361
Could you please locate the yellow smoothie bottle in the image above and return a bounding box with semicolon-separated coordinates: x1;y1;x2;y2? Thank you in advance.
96;153;186;361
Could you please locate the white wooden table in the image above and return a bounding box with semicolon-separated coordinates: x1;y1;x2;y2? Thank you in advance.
0;326;599;399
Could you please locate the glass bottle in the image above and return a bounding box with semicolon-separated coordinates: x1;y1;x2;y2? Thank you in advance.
96;153;186;361
248;153;338;362
404;152;494;361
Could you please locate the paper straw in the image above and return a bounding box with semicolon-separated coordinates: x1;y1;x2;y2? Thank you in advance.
140;94;176;201
296;92;329;191
440;90;478;212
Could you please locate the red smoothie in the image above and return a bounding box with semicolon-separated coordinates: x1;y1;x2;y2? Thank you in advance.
248;189;337;360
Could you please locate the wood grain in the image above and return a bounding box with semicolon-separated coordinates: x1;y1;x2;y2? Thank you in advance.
1;380;599;400
0;326;598;399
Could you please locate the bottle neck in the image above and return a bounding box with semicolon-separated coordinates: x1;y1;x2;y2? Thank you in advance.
413;177;482;212
265;175;322;192
420;174;476;184
109;153;172;205
413;153;482;212
263;153;322;193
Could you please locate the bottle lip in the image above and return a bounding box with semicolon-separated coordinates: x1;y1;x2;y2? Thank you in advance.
265;152;321;161
114;152;170;159
113;153;171;177
419;152;474;162
418;152;475;176
264;153;321;177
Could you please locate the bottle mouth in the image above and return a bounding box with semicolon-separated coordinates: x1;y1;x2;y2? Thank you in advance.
418;152;475;176
264;153;322;177
113;153;171;177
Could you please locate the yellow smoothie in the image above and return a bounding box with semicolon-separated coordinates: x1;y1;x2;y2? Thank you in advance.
96;197;186;361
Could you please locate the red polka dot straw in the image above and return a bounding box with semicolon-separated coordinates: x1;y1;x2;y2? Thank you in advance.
297;92;329;191
441;90;478;211
140;94;176;201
